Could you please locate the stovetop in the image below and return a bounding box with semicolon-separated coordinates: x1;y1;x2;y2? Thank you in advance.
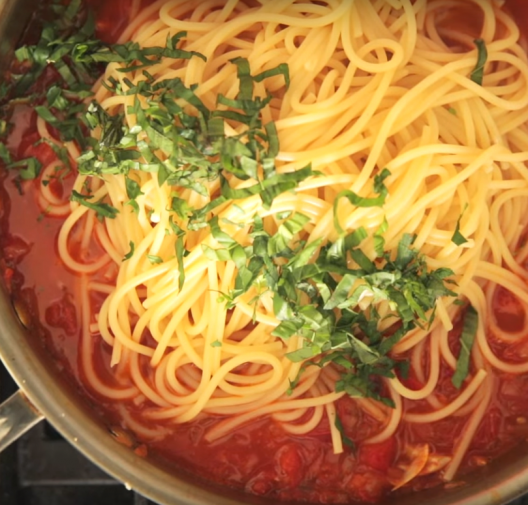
0;360;526;505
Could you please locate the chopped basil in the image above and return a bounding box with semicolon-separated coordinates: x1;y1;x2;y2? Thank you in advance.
125;177;143;200
452;206;469;246
374;217;388;257
175;234;186;290
470;39;488;86
37;138;71;168
147;255;163;265
452;305;478;388
254;64;290;89
123;241;135;261
0;143;11;164
333;169;391;234
70;190;118;219
268;230;457;406
7;157;42;180
268;212;310;257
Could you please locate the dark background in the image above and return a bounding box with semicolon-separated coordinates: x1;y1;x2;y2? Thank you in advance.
0;359;526;505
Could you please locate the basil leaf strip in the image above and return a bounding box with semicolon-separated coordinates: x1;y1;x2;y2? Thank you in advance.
452;305;478;388
470;39;488;86
70;190;118;219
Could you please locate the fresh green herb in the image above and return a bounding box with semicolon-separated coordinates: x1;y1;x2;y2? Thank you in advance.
452;205;469;246
123;241;135;261
207;194;457;408
470;39;488;86
267;212;310;257
0;143;11;164
211;340;222;348
169;218;187;290
448;107;457;116
94;32;206;73
175;235;186;290
374;217;389;257
334;414;355;449
77;56;298;229
452;305;478;388
7;157;42;180
333;169;391;234
268;232;457;405
70;190;118;219
147;255;163;265
1;3;207;154
125;177;143;200
37;138;71;168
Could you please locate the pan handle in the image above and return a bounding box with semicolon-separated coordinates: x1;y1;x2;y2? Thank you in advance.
0;389;44;452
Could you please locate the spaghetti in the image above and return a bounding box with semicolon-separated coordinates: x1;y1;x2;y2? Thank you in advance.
14;0;528;498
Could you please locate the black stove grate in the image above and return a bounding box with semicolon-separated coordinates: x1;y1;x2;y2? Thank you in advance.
1;359;528;505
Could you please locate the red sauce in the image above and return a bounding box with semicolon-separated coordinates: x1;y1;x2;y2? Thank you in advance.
3;1;528;503
506;0;528;40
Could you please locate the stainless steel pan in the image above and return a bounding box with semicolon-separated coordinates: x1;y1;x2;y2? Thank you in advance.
1;1;528;504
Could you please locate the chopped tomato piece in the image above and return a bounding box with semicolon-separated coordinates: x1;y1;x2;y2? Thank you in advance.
3;267;14;291
15;126;38;159
493;285;525;332
275;443;304;488
2;235;31;264
336;396;361;437
359;437;397;472
23;140;56;168
347;471;389;503
246;469;276;496
134;444;148;457
45;292;78;336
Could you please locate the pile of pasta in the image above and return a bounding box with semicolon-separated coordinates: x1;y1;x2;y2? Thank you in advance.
36;0;528;481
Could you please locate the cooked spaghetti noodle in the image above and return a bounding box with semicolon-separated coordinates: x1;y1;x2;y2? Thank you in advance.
30;0;528;492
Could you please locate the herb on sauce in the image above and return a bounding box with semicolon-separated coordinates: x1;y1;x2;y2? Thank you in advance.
334;414;355;449
7;157;42;180
452;305;478;388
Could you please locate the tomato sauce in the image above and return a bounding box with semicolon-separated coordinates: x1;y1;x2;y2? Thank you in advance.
3;1;528;503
